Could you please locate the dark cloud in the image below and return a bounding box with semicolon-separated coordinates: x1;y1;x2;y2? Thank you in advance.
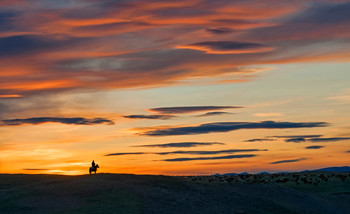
195;160;247;166
305;146;324;149
0;117;115;126
212;19;263;25
133;142;224;148
270;158;307;165
141;121;329;136
105;152;146;156
185;41;267;52
205;27;232;34
0;35;50;57
161;154;257;162
270;135;323;139
0;35;87;57
149;106;242;114
266;135;350;143
123;114;175;120
156;149;267;155
104;148;264;157
241;2;350;42
308;137;350;142
244;138;276;142
285;138;306;143
347;151;350;153
0;11;18;31
292;2;350;24
195;111;232;117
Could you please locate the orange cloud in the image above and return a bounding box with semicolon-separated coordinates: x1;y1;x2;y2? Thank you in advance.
177;44;274;54
1;80;78;91
0;94;22;98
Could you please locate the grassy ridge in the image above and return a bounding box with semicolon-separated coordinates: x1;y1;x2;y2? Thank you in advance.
0;173;349;214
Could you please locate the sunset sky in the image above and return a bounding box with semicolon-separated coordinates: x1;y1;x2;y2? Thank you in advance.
0;0;349;175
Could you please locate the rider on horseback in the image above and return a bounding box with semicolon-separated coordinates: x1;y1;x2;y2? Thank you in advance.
89;160;99;174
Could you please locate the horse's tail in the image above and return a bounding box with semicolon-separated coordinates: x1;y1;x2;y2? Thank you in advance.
89;167;91;174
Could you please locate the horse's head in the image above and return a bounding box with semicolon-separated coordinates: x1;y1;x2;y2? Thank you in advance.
96;164;99;168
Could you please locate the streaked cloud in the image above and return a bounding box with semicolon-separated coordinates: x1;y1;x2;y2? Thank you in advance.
0;117;115;126
270;158;307;164
123;114;175;120
309;137;350;142
156;149;267;155
285;138;306;143
266;135;350;143
270;135;323;139
161;154;257;162
305;146;324;149
105;148;265;156
133;142;224;148
177;41;273;54
149;106;242;114
104;152;145;156
195;111;232;117
244;138;276;142
139;121;329;136
205;27;232;34
0;95;22;98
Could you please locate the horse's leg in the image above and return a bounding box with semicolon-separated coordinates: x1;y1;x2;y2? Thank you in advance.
89;168;91;175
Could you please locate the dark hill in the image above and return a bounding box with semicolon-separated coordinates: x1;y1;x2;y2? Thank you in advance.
313;166;350;172
0;173;349;214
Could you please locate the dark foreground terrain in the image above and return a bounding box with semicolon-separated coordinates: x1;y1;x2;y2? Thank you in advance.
0;172;349;214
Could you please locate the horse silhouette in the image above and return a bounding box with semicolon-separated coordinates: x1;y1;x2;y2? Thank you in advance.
89;164;99;175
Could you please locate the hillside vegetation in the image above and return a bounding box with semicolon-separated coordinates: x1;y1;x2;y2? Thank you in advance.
0;172;349;214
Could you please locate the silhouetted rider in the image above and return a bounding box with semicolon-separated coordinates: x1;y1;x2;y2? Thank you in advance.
92;160;96;168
